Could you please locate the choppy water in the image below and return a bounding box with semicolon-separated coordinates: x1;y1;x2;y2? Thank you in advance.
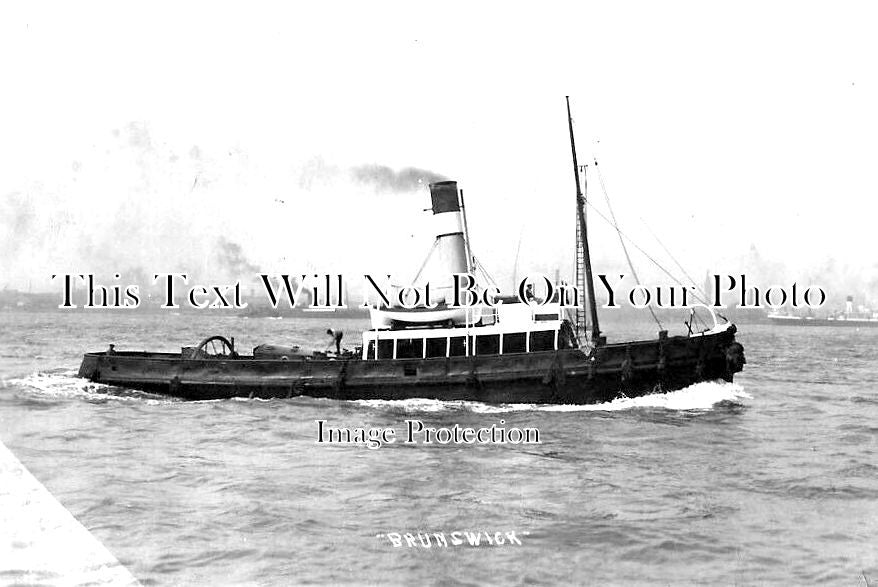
1;311;877;585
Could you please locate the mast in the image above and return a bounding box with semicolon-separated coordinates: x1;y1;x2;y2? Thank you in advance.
458;188;474;274
566;96;601;343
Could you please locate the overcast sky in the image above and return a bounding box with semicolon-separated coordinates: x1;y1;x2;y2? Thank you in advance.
2;2;876;301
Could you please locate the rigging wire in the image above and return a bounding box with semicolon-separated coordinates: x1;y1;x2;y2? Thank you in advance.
636;216;721;328
591;159;664;330
410;237;440;284
638;218;711;305
473;256;499;290
582;182;710;314
588;157;721;330
511;225;526;289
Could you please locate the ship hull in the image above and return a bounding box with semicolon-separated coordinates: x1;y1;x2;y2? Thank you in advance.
78;326;744;404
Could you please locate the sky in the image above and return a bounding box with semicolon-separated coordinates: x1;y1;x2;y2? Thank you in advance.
1;2;876;305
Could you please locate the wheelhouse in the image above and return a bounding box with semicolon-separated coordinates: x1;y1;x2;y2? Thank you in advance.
361;302;578;360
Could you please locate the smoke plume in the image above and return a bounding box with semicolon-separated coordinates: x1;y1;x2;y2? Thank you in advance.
215;237;261;278
349;165;446;193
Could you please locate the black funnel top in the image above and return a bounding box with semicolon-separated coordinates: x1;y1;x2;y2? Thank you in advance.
429;181;460;215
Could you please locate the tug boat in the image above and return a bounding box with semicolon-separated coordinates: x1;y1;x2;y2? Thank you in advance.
77;99;745;404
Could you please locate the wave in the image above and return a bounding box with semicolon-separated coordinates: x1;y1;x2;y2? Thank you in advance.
353;381;751;413
4;369;177;404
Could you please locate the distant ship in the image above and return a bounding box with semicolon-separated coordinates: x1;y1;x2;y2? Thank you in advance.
767;296;878;327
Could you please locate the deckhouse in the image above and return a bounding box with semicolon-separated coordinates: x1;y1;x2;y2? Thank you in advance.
361;301;578;360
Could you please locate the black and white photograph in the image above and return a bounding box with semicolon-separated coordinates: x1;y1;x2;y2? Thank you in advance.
1;2;876;584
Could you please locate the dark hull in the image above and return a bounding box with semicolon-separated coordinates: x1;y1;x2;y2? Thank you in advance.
768;316;878;328
78;326;744;404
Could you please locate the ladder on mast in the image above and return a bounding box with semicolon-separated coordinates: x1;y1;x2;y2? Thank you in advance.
574;164;588;339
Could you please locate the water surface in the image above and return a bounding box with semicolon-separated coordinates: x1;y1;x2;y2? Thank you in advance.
1;312;876;584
